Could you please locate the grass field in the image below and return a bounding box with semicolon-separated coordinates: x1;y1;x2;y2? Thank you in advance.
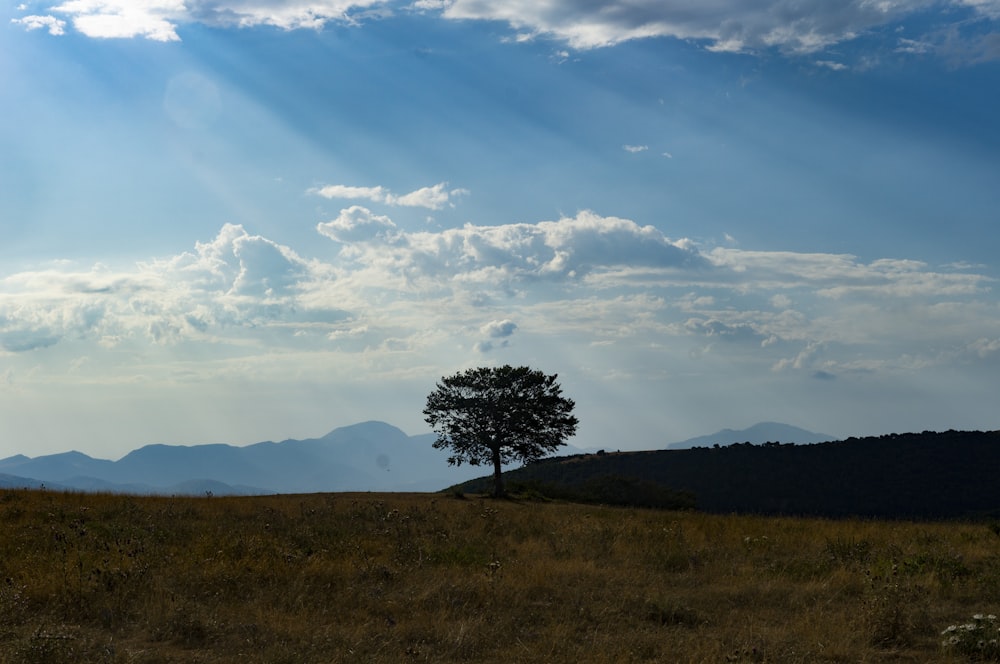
1;488;999;662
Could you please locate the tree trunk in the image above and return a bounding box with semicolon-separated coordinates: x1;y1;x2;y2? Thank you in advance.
491;449;504;498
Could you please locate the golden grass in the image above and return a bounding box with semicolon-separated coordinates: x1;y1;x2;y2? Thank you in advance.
0;488;997;662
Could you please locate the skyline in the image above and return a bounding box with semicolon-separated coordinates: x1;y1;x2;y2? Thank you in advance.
2;1;999;459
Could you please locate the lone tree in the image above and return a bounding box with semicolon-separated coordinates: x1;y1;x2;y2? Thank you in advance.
424;365;579;498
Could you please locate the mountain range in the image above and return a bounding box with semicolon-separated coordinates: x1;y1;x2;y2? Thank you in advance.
0;421;829;495
0;421;490;495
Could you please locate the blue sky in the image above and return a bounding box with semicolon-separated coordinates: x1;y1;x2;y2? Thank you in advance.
2;1;999;459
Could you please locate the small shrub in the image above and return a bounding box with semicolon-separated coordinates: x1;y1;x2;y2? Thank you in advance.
862;561;928;647
941;614;1000;661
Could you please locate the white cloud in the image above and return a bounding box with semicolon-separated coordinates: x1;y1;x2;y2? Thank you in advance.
815;59;848;70
474;321;517;353
48;0;185;40
770;294;792;309
21;0;387;40
965;337;1000;359
11;14;66;35
481;319;517;338
389;182;468;209
311;184;388;203
1;195;999;463
316;205;398;243
16;0;1000;65
623;144;648;153
321;210;704;291
0;224;347;355
194;1;389;29
310;182;468;210
960;0;1000;19
1;212;998;449
0;211;704;359
896;37;934;54
432;0;999;54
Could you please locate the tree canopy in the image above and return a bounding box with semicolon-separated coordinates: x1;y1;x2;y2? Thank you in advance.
423;365;579;497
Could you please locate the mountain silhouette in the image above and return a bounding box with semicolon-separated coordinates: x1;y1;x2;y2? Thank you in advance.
0;420;836;496
666;422;835;449
0;421;514;495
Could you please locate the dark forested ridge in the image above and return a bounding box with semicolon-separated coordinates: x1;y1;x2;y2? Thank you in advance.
454;430;1000;519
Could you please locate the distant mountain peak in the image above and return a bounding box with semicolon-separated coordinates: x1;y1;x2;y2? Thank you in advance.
667;422;835;449
322;420;408;439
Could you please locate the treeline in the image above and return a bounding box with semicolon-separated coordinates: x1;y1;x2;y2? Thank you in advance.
453;430;1000;519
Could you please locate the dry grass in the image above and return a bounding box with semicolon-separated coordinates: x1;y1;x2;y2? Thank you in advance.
1;488;998;662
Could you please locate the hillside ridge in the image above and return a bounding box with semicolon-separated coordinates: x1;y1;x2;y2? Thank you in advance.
456;428;1000;519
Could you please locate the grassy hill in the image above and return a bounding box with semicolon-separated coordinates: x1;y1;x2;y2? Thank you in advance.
454;429;1000;519
3;489;1000;662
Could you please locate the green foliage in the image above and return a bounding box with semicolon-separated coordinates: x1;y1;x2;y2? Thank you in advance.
424;365;578;497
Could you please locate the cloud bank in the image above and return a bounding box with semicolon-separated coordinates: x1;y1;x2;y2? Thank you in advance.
2;198;998;455
1;210;995;393
434;0;1000;53
13;0;1000;60
13;0;388;40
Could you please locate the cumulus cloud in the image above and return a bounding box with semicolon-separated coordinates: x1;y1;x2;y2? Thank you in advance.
1;211;997;412
431;0;1000;53
481;319;517;338
15;0;1000;65
11;14;66;34
317;206;398;243
192;0;389;29
623;144;648;153
320;209;704;289
42;0;186;40
17;0;386;40
155;222;314;298
0;211;704;359
0;224;346;355
474;320;517;352
310;182;468;210
390;182;469;209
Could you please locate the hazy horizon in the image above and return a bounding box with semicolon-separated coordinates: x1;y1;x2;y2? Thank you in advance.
3;2;999;459
1;418;844;463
